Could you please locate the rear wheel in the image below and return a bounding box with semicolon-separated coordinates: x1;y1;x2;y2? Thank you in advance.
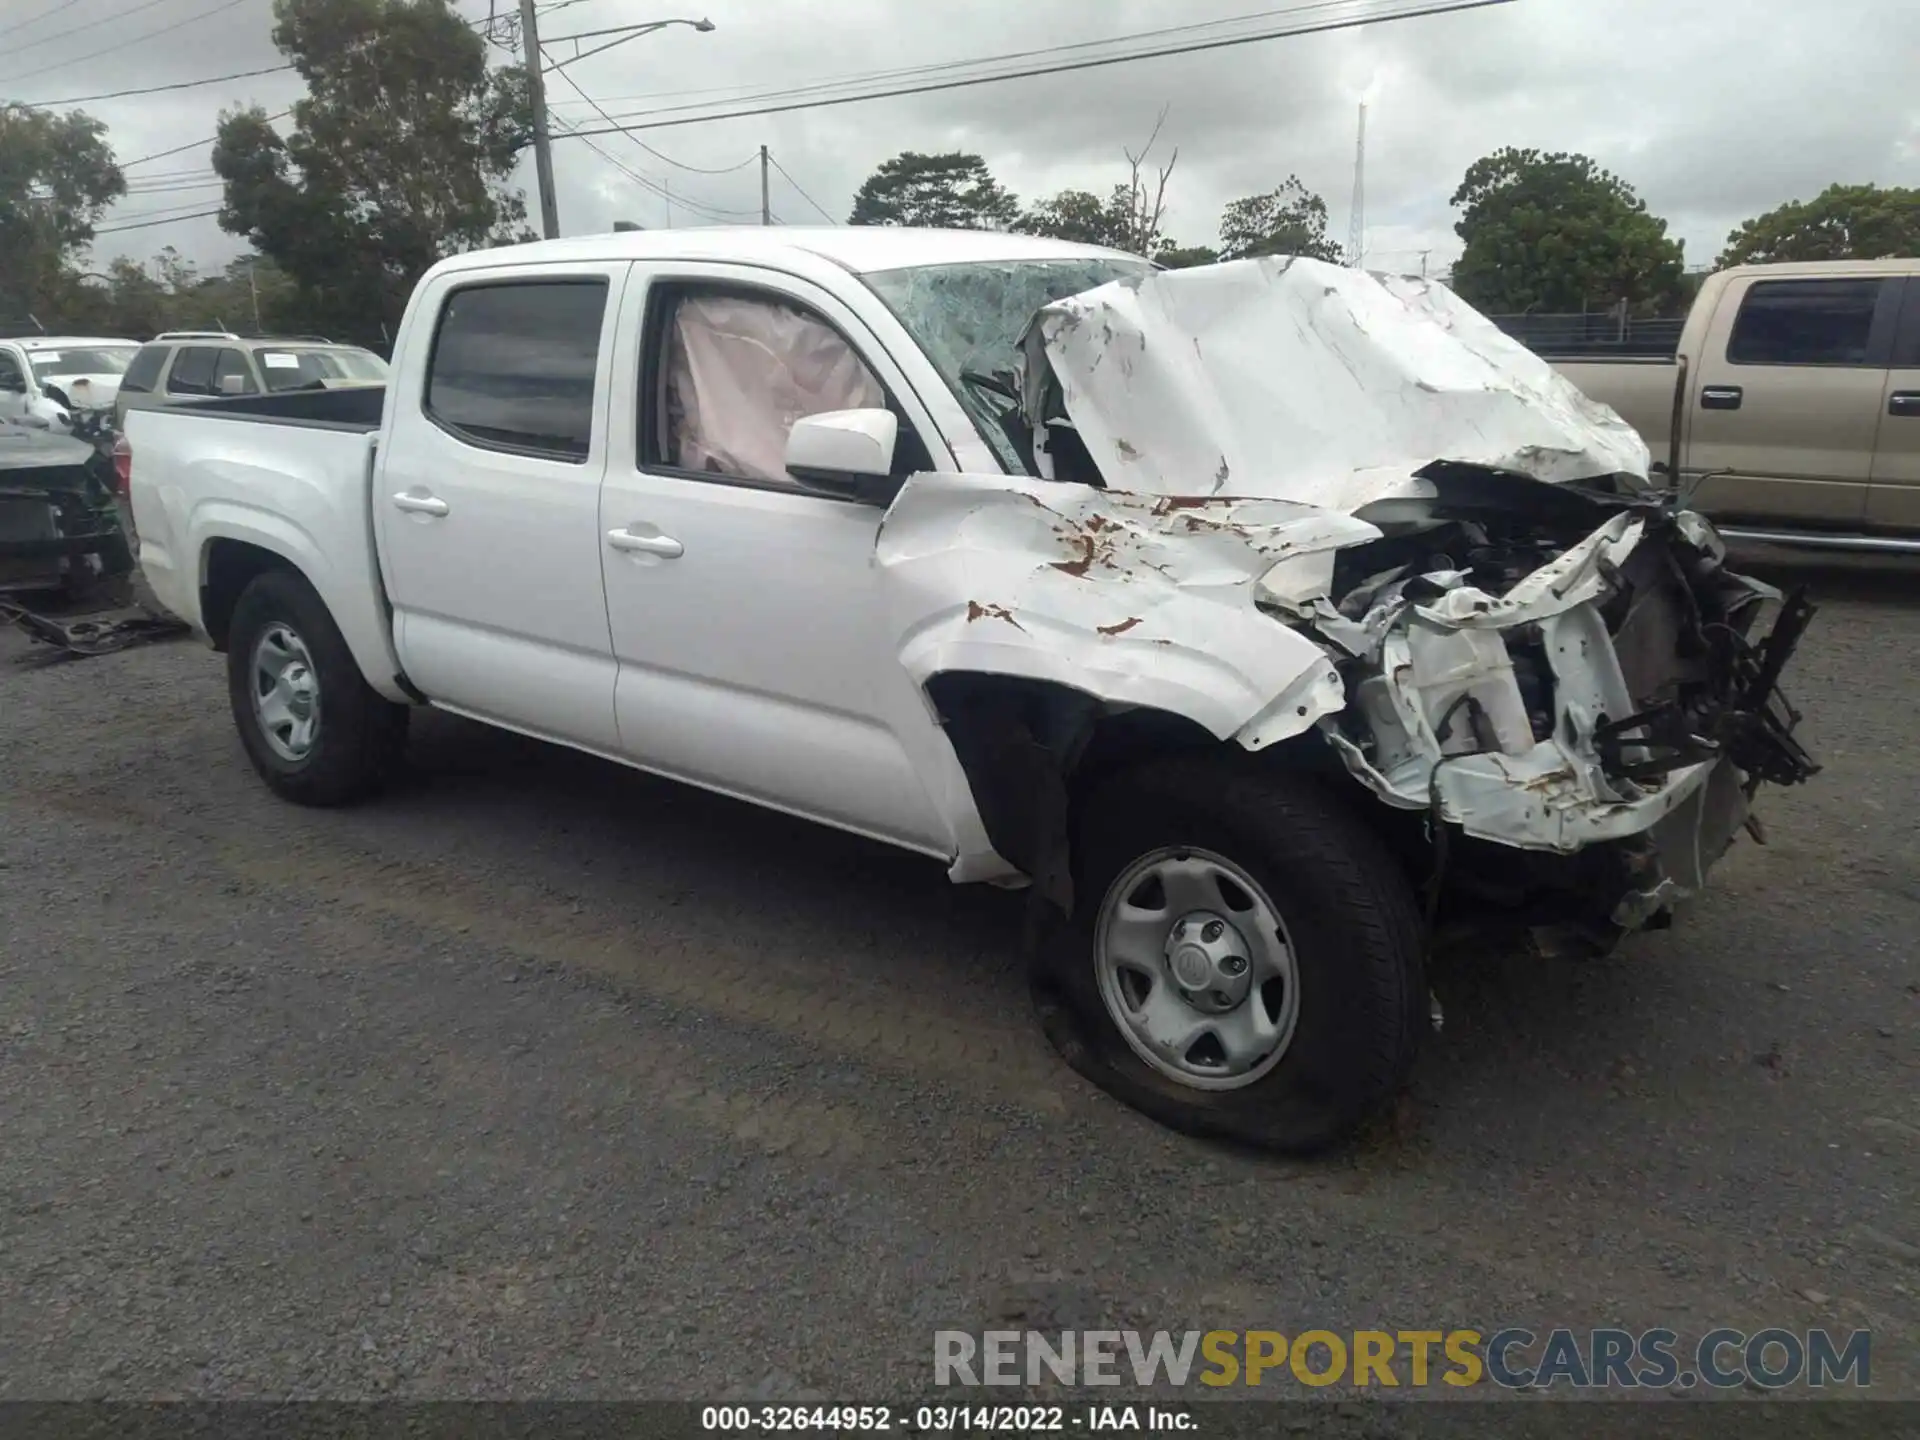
226;568;407;806
1030;753;1426;1153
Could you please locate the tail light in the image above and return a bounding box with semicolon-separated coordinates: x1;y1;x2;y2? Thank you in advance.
112;434;132;497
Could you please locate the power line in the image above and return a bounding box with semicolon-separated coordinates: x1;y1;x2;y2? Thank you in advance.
533;41;755;178
534;57;762;221
123;177;223;192
546;0;1415;112
629;142;758;176
94;207;223;235
119;111;291;170
0;0;257;86
767;153;836;224
549;113;760;223
3;0;179;61
569;0;1510;137
12;0;89;38
24;65;295;107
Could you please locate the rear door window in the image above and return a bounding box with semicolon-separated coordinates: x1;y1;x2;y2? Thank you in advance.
119;345;168;395
166;346;221;395
425;279;609;461
212;348;258;396
1726;279;1893;366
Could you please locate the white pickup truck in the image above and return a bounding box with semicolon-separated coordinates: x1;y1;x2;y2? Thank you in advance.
123;228;1818;1151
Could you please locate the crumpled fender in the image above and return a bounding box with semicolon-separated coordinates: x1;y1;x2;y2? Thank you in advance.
876;472;1371;746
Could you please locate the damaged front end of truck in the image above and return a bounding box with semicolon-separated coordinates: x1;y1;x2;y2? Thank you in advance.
881;255;1817;948
1295;463;1817;949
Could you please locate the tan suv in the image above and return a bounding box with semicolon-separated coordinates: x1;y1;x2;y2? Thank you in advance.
113;332;388;433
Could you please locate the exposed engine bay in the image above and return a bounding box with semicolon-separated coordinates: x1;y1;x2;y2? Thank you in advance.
877;254;1818;944
1304;464;1816;942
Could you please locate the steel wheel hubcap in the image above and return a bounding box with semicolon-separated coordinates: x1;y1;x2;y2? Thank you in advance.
251;623;321;762
1094;847;1300;1090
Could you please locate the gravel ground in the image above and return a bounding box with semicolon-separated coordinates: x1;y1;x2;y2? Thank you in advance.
1;546;1915;1406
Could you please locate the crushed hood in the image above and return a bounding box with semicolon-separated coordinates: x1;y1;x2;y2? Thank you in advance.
1019;256;1650;511
45;374;123;410
0;419;93;475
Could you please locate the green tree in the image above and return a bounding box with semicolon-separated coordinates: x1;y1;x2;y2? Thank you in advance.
1217;177;1341;262
213;0;531;349
848;152;1018;230
1718;183;1920;267
1449;147;1685;314
1016;189;1124;247
1154;244;1220;269
0;103;125;323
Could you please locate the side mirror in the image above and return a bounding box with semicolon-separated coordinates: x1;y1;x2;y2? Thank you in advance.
785;408;901;505
0;372;25;394
218;373;249;396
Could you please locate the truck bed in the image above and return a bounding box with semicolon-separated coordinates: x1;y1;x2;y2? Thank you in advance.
121;397;405;698
154;384;387;432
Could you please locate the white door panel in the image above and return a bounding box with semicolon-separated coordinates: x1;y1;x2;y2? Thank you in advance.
376;264;628;746
603;474;947;848
400;610;623;754
600;263;965;855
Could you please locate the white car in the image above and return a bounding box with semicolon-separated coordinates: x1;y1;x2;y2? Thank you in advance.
0;335;142;432
120;228;1818;1152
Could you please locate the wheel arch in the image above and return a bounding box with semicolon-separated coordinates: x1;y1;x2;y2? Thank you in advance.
201;537;300;652
192;518;411;704
925;670;1339;914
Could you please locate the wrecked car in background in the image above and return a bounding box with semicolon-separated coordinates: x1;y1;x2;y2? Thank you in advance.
0;417;132;598
120;230;1818;1153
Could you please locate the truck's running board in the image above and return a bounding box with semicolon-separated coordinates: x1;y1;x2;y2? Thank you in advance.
1717;527;1920;556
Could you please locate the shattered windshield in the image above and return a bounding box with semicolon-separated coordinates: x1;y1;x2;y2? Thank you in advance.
863;257;1152;473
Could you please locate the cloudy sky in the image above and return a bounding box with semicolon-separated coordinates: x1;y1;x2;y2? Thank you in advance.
8;0;1917;280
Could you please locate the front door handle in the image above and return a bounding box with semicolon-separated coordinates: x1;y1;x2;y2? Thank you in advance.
1891;391;1920;417
606;527;683;558
392;492;450;517
1701;385;1744;411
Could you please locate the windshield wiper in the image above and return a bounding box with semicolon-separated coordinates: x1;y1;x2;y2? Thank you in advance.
960;368;1019;407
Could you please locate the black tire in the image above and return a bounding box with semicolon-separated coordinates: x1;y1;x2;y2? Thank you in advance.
226;568;408;806
1029;753;1426;1154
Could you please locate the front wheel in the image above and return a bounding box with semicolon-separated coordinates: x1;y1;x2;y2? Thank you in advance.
1030;754;1426;1153
226;568;408;806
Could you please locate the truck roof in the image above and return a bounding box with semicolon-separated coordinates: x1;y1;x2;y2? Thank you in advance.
11;336;139;350
1716;258;1919;279
431;226;1143;280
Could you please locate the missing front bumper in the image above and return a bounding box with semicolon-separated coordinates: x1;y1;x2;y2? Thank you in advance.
1321;495;1817;933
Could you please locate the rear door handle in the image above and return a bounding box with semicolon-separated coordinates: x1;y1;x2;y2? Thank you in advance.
1891;391;1920;417
392;492;449;517
1701;385;1744;411
606;527;683;559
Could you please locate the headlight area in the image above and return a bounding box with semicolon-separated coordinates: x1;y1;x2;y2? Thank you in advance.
1298;473;1819;951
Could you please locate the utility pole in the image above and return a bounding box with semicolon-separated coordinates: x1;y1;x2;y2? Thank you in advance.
520;0;561;239
1346;100;1367;269
760;145;771;226
247;257;262;333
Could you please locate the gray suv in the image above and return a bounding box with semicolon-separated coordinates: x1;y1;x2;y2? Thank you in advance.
113;332;388;431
